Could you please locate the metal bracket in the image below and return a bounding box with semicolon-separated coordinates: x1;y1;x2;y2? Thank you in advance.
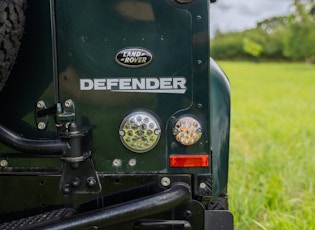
58;121;101;195
35;99;75;130
60;158;101;195
35;99;101;194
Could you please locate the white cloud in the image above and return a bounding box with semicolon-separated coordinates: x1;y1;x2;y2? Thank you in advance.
210;0;292;37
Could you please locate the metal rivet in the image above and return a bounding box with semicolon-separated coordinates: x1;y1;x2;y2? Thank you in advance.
113;159;122;167
128;159;137;167
171;142;178;149
119;130;125;136
196;15;202;20
161;177;171;187
154;129;161;135
184;210;192;217
197;60;202;64
0;160;8;167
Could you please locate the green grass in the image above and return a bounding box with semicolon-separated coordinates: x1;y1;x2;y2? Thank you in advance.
218;61;315;230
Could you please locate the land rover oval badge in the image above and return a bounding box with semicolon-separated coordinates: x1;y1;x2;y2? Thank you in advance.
116;48;153;68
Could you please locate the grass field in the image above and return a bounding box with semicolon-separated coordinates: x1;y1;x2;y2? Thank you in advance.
217;61;315;230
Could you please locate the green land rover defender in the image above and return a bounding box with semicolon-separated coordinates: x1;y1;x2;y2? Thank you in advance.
0;0;233;229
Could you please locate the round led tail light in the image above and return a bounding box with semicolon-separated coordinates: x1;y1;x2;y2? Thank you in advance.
173;116;202;146
119;111;161;153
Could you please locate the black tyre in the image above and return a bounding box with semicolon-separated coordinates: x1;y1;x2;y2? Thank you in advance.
0;0;26;92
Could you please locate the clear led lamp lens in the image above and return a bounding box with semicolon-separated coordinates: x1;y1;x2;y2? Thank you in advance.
119;111;161;153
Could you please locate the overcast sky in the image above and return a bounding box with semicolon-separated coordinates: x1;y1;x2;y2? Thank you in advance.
210;0;293;37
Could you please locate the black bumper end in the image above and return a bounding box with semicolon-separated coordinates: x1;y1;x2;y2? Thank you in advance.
205;210;234;230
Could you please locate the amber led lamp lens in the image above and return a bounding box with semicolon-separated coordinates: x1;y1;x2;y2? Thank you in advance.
173;116;202;146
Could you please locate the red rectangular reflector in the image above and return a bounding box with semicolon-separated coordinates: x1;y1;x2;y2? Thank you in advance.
169;155;209;168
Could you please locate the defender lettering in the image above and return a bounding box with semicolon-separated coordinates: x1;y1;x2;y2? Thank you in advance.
80;77;187;94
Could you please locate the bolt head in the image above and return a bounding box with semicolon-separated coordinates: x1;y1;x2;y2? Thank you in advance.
63;184;71;194
64;99;73;108
71;178;81;187
37;122;46;130
161;177;171;187
87;177;97;187
199;182;207;189
37;100;46;109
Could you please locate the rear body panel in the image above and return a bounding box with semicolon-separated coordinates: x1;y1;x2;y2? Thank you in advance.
55;0;210;174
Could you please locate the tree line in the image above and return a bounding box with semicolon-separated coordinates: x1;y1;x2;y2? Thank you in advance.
210;0;315;62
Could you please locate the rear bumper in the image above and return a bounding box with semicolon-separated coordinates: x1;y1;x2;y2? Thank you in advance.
0;181;233;229
40;183;192;229
55;182;234;230
0;174;233;230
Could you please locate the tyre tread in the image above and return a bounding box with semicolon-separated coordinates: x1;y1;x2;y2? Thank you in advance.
0;0;26;92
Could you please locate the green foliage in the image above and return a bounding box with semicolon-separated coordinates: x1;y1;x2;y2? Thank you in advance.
211;19;286;60
283;0;315;61
219;61;315;230
283;22;315;61
256;16;288;33
211;1;315;62
210;32;244;59
242;38;263;58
